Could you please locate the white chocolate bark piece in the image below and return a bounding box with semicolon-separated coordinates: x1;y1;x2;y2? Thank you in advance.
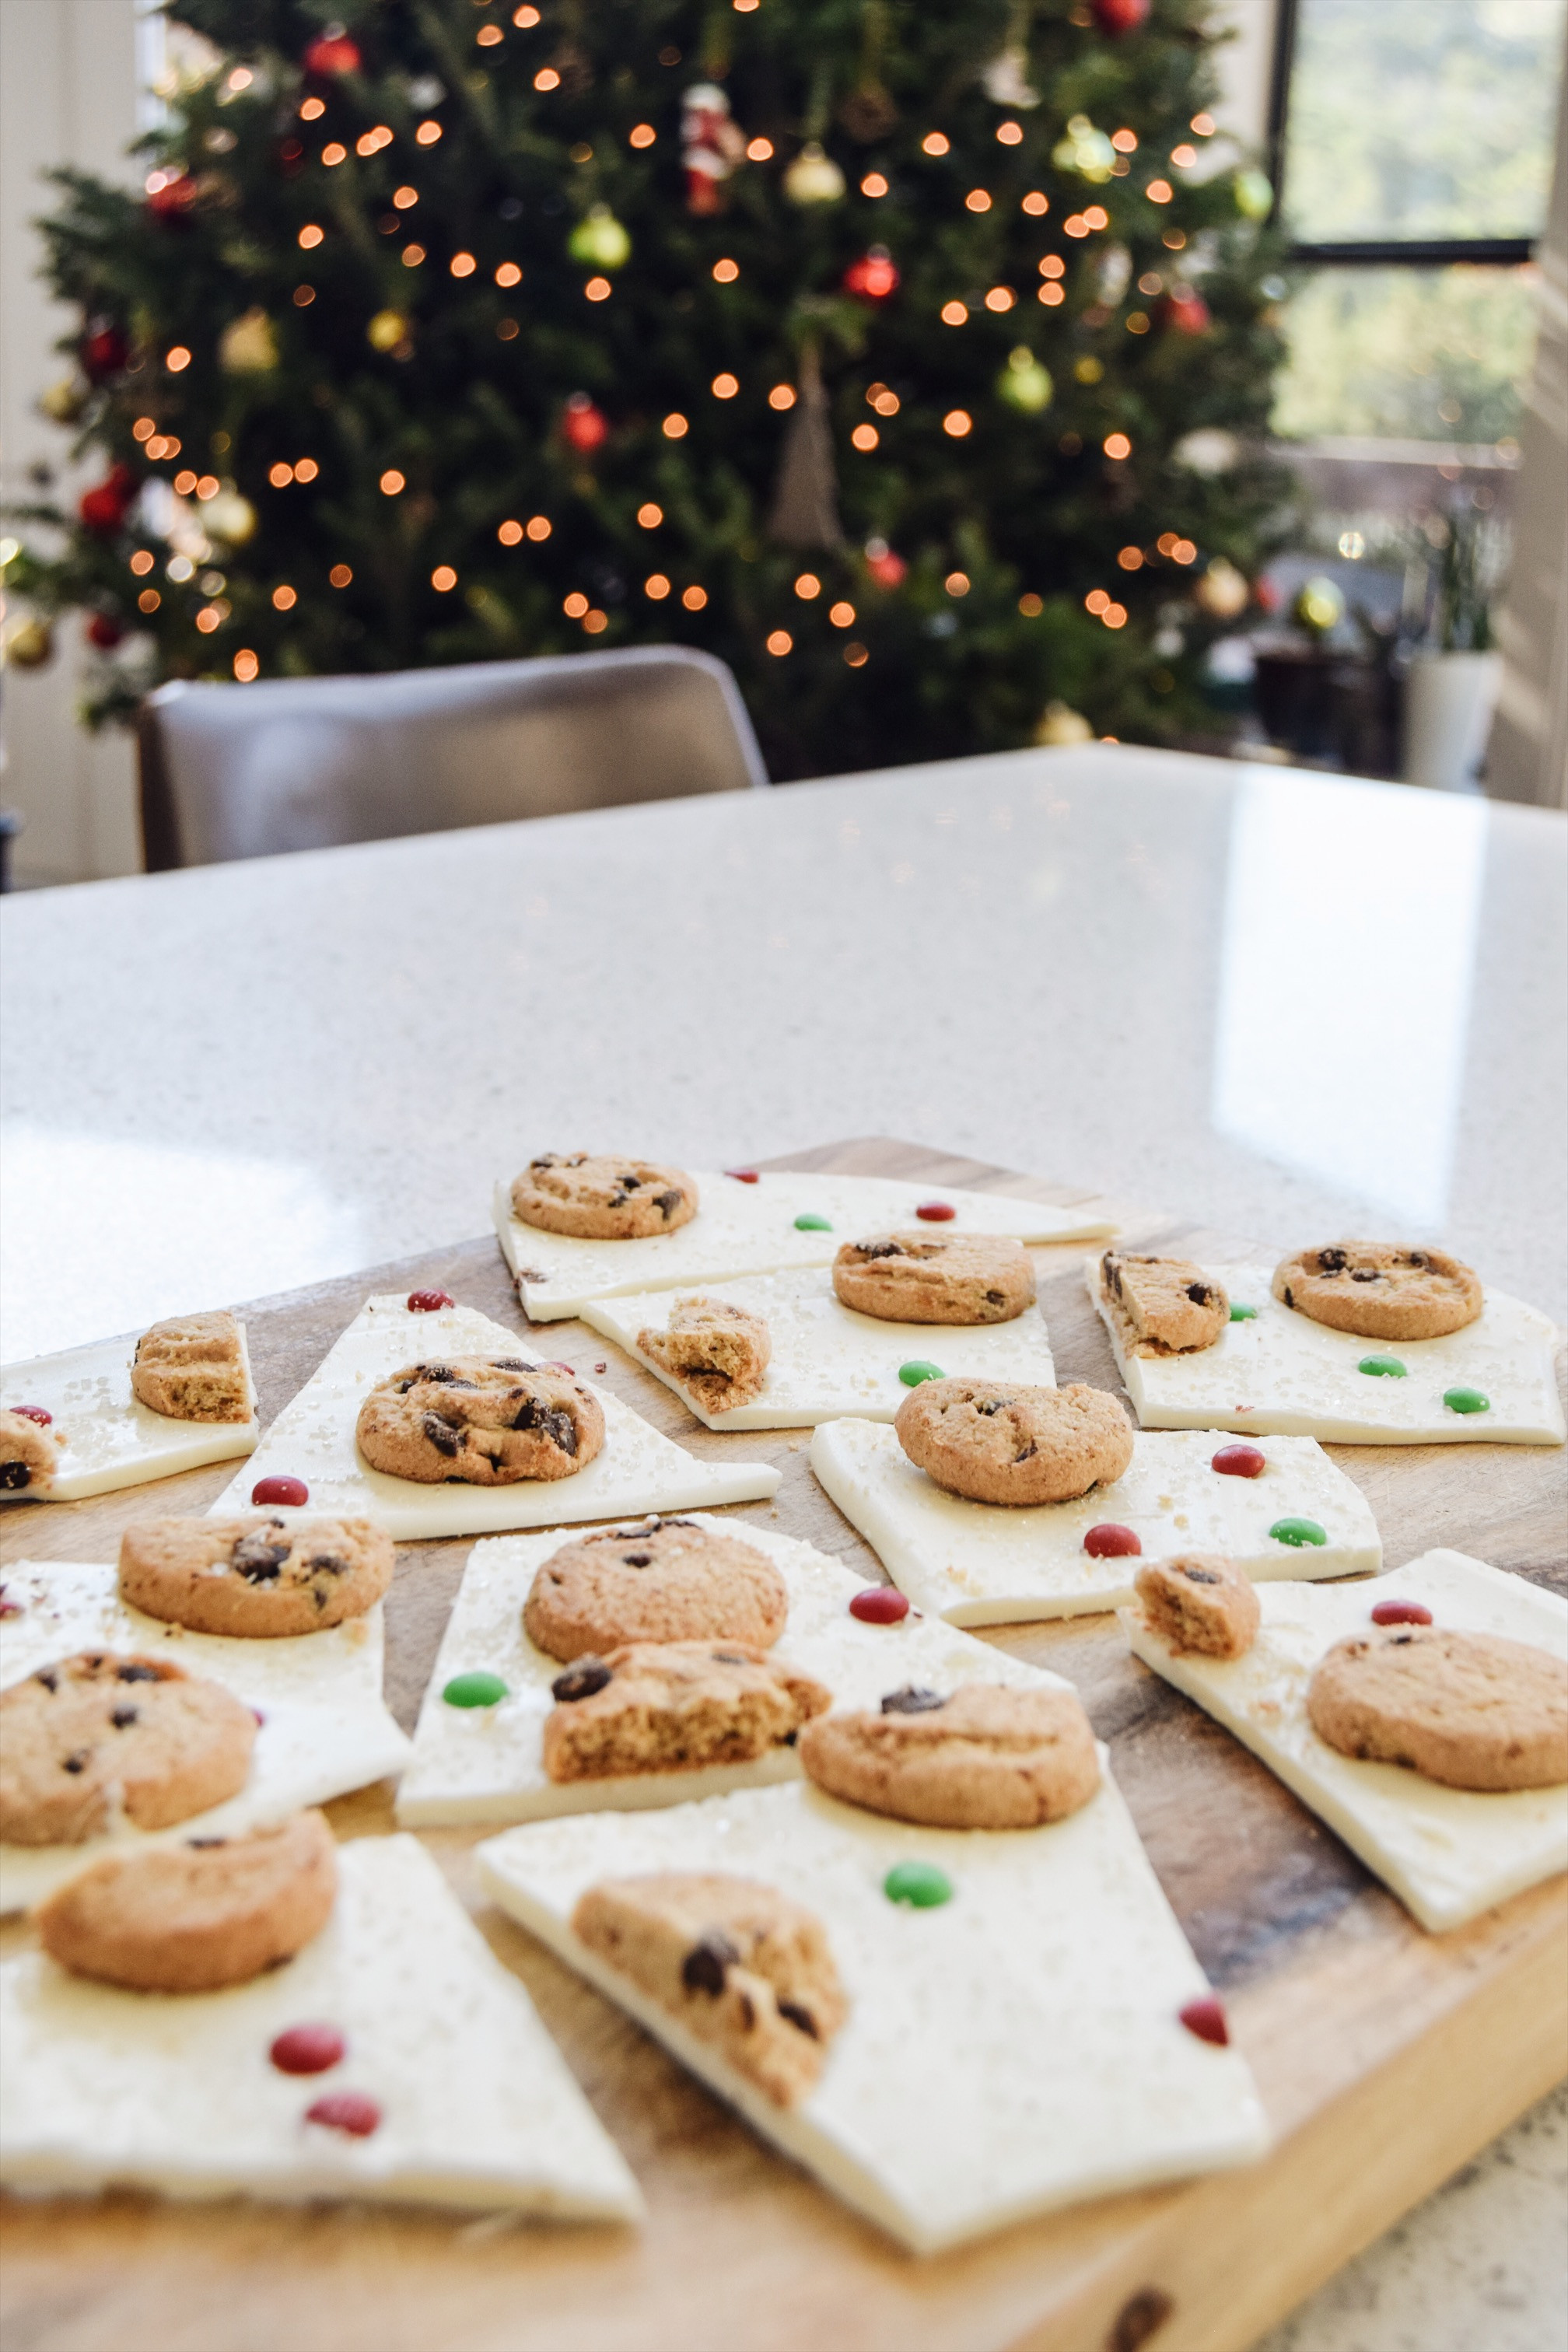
477;1778;1267;2254
0;1328;258;1503
1122;1549;1568;1932
0;1559;411;1913
0;1833;641;2221
810;1419;1382;1626
495;1171;1114;1322
207;1296;779;1540
1090;1261;1564;1447
583;1267;1057;1430
396;1515;1075;1828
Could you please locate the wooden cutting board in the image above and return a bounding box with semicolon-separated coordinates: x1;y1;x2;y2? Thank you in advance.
2;1137;1564;2352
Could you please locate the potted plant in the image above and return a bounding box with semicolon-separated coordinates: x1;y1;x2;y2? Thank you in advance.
1402;507;1505;792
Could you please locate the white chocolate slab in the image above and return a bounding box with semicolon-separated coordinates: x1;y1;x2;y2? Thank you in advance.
477;1778;1268;2254
1;1329;257;1502
206;1295;779;1539
0;1833;642;2221
1090;1261;1565;1446
0;1559;411;1913
582;1267;1057;1430
495;1170;1114;1321
396;1514;1074;1828
810;1419;1383;1626
1122;1549;1568;1933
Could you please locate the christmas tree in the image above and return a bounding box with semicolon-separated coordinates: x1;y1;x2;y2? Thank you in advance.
8;0;1289;779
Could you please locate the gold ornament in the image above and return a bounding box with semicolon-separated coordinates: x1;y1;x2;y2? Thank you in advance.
1195;558;1250;620
367;308;410;352
1052;115;1116;183
1034;700;1093;746
5;616;54;670
783;143;847;205
40;376;89;424
219;307;278;373
203;485;257;546
1295;575;1344;635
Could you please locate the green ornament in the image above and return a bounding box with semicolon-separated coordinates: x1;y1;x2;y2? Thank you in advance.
1443;1386;1490;1415
1229;1304;1257;1321
1234;168;1274;221
1052;114;1116;183
568;204;632;270
1269;1517;1328;1548
898;1360;946;1386
443;1670;509;1708
884;1860;953;1909
1295;576;1345;635
997;347;1053;415
794;1213;833;1231
1358;1356;1408;1378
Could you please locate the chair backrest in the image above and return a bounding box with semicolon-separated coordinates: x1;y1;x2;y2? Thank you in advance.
138;645;769;868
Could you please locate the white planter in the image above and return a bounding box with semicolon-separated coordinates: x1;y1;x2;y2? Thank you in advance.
1402;650;1502;792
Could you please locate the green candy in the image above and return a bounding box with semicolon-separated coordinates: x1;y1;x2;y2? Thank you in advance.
1444;1386;1490;1416
898;1360;946;1387
443;1670;509;1709
1269;1517;1328;1548
1228;1304;1258;1321
884;1861;953;1909
1358;1355;1407;1378
793;1213;833;1231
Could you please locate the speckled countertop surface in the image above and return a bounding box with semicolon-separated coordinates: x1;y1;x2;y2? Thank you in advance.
2;740;1565;2344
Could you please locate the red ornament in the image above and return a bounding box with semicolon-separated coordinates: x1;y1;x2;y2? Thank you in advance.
271;2024;346;2076
1370;1598;1433;1627
1178;1996;1229;2046
304;2091;381;2137
561;392;610;454
303;33;362;77
843;247;900;303
1091;0;1150;32
81;322;129;383
1083;1523;1142;1559
1211;1444;1265;1479
849;1587;911;1624
864;539;907;590
146;173;201;222
86;612;126;650
407;1289;454;1312
253;1474;310;1507
1164;292;1212;336
79;464;136;536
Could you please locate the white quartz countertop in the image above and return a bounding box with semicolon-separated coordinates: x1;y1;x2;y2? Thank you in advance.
2;740;1564;2347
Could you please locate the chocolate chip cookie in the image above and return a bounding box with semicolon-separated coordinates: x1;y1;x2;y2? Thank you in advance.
523;1517;788;1661
509;1153;698;1241
0;1408;65;1496
130;1310;253;1423
799;1682;1100;1828
119;1514;394;1639
1307;1624;1567;1790
355;1356;605;1485
35;1809;338;1992
1272;1243;1483;1342
832;1234;1036;1326
895;1377;1134;1507
1098;1253;1228;1356
572;1871;847;2106
0;1652;257;1846
1135;1555;1260;1659
541;1640;830;1783
637;1296;772;1413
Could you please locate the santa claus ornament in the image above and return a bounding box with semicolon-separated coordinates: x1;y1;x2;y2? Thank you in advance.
681;84;746;216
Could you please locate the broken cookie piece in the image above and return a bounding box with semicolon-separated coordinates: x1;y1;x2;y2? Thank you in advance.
130;1311;253;1424
541;1640;828;1783
1098;1255;1229;1358
636;1296;772;1416
1135;1555;1260;1660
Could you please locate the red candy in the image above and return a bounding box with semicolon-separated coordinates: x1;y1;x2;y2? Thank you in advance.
252;1475;309;1507
1211;1444;1265;1479
1083;1523;1142;1559
849;1587;911;1625
407;1289;453;1312
725;1168;760;1184
271;2023;345;2076
543;1360;575;1374
915;1202;956;1221
304;2090;380;2136
1178;1996;1230;2047
10;1405;52;1426
250;1706;266;1726
1370;1599;1433;1627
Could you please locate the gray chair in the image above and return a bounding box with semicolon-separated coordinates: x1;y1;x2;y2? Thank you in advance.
138;645;768;869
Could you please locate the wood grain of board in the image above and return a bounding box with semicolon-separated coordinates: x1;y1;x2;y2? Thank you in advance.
2;1138;1564;2352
